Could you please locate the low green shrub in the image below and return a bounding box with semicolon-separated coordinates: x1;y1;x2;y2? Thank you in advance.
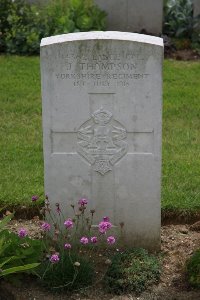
163;0;200;49
186;250;200;288
0;0;13;52
44;0;74;36
0;0;45;54
104;248;161;295
0;0;106;55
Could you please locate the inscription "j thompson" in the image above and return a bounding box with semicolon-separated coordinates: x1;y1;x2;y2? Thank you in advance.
65;62;137;71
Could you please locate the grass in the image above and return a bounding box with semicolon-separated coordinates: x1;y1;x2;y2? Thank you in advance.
162;60;200;210
0;56;200;211
0;56;43;205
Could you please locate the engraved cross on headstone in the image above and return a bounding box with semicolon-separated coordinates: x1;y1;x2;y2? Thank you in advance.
51;93;154;175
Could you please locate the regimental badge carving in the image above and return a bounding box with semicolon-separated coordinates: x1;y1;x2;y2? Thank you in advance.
77;107;128;175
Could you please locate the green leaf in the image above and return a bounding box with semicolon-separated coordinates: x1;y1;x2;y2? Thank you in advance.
76;14;93;30
0;213;14;230
1;263;40;277
0;256;18;268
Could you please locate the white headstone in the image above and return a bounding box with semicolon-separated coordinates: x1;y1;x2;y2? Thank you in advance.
94;0;163;35
41;32;163;250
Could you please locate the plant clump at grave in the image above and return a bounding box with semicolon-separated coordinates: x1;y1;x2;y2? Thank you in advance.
0;209;42;283
104;248;161;295
163;0;200;51
32;195;118;292
186;249;200;288
37;251;94;292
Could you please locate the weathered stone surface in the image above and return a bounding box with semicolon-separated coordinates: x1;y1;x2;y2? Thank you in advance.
193;0;200;17
94;0;163;35
40;31;163;250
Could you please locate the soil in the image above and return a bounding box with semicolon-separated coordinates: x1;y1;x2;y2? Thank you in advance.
4;205;200;226
162;35;200;61
165;49;200;61
1;219;200;300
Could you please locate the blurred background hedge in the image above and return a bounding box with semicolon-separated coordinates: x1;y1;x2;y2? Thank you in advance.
0;0;199;55
0;0;107;55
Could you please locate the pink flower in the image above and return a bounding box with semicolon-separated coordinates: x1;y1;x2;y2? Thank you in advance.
31;195;39;202
98;221;112;234
64;243;72;249
90;236;98;244
41;222;51;231
103;216;110;222
80;237;89;244
50;254;60;263
18;228;28;238
78;198;88;206
64;218;73;229
107;236;116;245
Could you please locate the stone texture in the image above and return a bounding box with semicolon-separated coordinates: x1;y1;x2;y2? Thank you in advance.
193;0;200;17
40;31;163;250
94;0;163;35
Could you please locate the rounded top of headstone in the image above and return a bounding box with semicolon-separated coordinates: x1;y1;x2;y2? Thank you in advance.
40;31;163;47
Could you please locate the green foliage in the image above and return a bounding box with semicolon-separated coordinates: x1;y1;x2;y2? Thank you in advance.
163;0;200;48
0;230;43;267
0;215;42;279
0;0;13;52
0;0;106;55
0;262;40;277
1;0;47;55
0;230;42;278
44;0;74;35
37;252;94;291
70;0;107;31
0;213;14;231
186;250;200;288
104;248;161;295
